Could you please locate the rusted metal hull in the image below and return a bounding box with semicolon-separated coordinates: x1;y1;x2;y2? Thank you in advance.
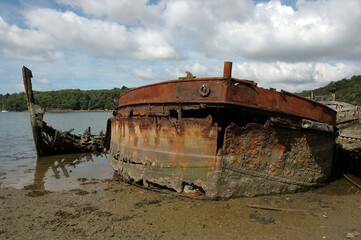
109;62;337;198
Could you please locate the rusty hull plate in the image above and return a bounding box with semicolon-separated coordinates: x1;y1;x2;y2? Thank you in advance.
110;67;336;198
217;122;335;198
117;78;336;126
110;113;221;193
109;102;336;198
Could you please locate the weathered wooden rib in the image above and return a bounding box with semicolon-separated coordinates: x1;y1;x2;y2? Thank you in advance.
22;66;107;157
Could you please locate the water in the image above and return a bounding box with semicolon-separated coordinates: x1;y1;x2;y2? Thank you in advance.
0;111;114;191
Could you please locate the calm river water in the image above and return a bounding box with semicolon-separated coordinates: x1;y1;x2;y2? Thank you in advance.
0;112;114;191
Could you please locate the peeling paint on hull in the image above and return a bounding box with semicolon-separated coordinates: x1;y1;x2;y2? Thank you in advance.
109;62;337;198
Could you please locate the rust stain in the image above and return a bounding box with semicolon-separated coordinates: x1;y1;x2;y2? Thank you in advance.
109;61;337;198
267;166;278;175
116;76;336;126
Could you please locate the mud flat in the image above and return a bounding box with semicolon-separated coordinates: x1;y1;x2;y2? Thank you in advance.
1;177;360;240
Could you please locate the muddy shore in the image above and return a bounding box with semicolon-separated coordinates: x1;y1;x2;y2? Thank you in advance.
1;126;361;240
1;176;360;240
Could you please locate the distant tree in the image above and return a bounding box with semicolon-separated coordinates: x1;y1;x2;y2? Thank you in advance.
328;81;337;93
297;75;361;105
1;86;130;111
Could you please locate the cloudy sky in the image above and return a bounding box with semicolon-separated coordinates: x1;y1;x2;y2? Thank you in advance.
0;0;361;94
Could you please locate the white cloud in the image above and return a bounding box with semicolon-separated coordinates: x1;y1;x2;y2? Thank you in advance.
15;83;24;91
23;8;181;61
233;61;361;92
130;67;158;80
160;0;361;62
0;16;63;61
36;77;51;85
163;67;184;80
56;0;161;26
129;28;182;60
1;0;361;94
3;0;361;62
202;0;361;61
0;69;4;74
2;49;64;61
161;0;254;52
183;62;222;77
145;60;361;92
159;62;223;80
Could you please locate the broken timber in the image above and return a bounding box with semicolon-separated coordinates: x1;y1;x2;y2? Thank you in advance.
22;66;107;157
109;61;338;199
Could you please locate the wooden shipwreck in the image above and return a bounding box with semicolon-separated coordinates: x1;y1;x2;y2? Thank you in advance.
109;62;338;198
22;66;108;157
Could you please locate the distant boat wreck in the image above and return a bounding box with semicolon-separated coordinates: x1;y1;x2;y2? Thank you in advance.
22;66;109;157
109;62;338;198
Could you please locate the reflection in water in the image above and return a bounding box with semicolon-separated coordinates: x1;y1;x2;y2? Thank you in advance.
0;112;114;190
33;152;108;191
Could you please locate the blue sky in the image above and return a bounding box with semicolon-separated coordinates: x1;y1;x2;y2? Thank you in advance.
1;0;361;94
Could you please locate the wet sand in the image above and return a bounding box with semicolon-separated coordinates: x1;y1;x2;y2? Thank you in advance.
1;177;360;240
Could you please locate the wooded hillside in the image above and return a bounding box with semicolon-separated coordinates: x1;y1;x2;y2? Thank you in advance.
0;87;129;111
298;75;361;105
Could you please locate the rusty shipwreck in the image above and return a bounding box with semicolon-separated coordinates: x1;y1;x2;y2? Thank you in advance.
109;62;337;198
22;66;108;157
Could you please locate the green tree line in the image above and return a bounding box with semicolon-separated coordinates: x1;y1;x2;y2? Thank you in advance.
0;86;130;112
298;75;361;105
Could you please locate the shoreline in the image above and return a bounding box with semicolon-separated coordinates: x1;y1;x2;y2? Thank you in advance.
1;177;361;239
46;109;113;113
